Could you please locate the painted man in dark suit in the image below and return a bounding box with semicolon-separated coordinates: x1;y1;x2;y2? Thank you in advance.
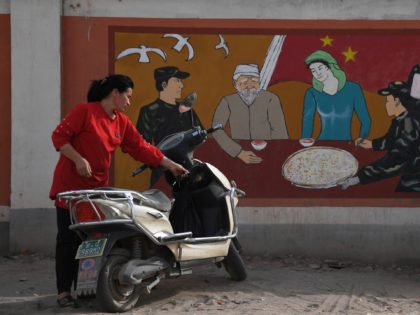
137;66;202;185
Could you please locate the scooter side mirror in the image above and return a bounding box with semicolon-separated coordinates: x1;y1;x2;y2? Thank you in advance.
181;92;197;108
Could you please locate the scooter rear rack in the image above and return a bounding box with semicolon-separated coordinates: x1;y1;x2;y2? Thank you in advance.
58;187;245;246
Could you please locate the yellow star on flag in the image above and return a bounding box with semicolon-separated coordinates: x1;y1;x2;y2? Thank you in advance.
342;46;358;62
320;35;334;47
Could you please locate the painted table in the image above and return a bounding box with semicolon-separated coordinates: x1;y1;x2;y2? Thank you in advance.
154;139;420;207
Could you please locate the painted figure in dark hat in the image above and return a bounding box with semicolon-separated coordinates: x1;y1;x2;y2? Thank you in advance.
136;66;203;186
341;65;420;192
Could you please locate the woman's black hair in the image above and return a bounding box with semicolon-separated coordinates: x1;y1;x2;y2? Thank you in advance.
87;74;134;102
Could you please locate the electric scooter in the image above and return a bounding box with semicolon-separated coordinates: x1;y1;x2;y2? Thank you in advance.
57;124;247;312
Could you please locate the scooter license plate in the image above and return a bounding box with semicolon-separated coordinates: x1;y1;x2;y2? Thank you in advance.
76;238;107;259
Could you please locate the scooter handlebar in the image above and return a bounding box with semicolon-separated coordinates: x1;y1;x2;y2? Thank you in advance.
206;123;223;134
234;188;246;197
132;164;149;177
133;125;222;177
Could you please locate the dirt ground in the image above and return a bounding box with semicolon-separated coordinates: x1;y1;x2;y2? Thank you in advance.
1;254;420;315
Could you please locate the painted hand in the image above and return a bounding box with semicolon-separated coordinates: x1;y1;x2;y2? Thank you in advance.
339;176;360;190
178;105;191;113
355;138;372;149
237;150;263;164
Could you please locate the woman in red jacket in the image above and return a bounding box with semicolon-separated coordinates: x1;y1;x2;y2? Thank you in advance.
50;74;187;307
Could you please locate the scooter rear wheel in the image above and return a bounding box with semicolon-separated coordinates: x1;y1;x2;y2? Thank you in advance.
223;243;247;281
96;255;142;312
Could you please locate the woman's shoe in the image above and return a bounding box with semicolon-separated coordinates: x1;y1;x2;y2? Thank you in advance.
57;294;79;308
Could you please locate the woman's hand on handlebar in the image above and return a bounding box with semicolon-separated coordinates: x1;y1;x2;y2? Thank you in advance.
160;156;189;178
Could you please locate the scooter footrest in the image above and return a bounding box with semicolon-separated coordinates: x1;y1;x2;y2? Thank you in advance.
157;232;192;243
169;268;192;277
180;268;192;275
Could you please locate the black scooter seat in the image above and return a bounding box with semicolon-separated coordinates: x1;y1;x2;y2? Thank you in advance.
138;189;172;212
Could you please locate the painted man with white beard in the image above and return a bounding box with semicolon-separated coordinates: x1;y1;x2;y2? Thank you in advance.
212;64;289;164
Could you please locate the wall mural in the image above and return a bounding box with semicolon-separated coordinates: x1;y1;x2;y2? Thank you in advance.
112;30;420;202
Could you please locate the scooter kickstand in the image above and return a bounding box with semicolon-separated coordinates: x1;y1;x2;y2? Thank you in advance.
146;275;162;294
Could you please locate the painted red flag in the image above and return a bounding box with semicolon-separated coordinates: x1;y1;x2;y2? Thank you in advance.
269;33;420;92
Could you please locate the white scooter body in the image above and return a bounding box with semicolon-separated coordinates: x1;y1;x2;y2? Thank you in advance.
57;126;246;313
64;162;237;260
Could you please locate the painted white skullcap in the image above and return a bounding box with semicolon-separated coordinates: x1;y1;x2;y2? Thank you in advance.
233;64;260;81
411;73;420;99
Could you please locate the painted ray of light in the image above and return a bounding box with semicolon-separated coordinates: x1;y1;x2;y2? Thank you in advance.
260;35;286;90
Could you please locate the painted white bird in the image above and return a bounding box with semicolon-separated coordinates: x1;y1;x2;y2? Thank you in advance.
163;33;195;61
116;45;167;63
215;34;229;57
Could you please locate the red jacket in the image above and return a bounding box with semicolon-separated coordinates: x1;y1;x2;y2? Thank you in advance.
50;102;163;208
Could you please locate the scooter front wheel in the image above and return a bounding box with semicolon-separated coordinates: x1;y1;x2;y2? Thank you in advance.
223;243;247;281
96;255;142;312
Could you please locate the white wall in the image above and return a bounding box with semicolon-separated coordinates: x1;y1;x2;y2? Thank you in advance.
11;0;61;208
0;0;9;14
238;207;420;264
63;0;420;19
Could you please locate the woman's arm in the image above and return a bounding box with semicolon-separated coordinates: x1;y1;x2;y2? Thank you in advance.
58;143;92;177
52;103;91;176
122;118;187;177
159;156;188;177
